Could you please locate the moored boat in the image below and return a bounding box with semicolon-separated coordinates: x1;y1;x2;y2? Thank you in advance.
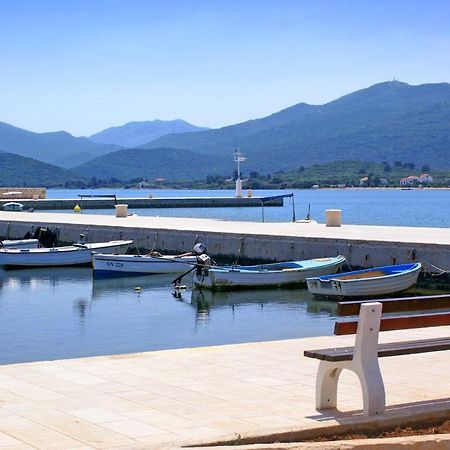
1;239;40;249
306;263;422;298
3;202;24;211
0;240;132;268
93;253;197;277
193;255;346;289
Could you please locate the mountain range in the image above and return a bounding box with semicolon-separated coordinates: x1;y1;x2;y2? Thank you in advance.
142;81;450;172
0;122;120;168
1;80;450;184
89;119;209;147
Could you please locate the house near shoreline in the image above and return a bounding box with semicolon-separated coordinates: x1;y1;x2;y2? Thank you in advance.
359;176;369;186
400;175;419;187
400;173;433;187
418;173;433;184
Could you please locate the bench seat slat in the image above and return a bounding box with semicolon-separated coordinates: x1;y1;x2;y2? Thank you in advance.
338;294;450;317
335;311;450;335
304;337;450;362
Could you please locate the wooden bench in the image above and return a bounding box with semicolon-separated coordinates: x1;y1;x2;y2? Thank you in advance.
304;294;450;416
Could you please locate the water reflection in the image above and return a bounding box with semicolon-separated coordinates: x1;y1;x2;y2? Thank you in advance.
0;267;447;365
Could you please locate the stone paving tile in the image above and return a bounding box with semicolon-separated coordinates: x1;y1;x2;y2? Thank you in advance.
0;431;26;447
0;327;449;449
99;419;166;438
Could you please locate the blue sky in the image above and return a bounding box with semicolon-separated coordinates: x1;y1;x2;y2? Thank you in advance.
1;0;450;136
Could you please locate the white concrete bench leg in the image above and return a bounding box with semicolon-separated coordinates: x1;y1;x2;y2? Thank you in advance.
315;302;386;416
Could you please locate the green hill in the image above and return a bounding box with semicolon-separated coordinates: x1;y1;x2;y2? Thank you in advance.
143;81;450;172
89;119;209;147
246;160;450;188
0;151;86;187
0;122;121;167
72;147;231;181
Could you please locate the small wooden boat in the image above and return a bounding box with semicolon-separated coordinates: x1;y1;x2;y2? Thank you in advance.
0;240;132;268
3;202;24;211
92;253;197;277
193;255;345;289
306;263;422;298
1;239;40;249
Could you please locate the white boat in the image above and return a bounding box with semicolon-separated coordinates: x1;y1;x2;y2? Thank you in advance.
193;255;346;289
3;202;24;211
1;239;40;249
0;240;132;268
92;253;197;277
306;263;422;298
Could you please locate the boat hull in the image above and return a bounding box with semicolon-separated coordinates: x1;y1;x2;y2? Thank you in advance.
1;239;40;249
193;256;345;289
93;254;197;277
0;240;132;267
306;263;422;298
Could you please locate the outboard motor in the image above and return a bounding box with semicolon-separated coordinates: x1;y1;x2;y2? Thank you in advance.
31;227;60;247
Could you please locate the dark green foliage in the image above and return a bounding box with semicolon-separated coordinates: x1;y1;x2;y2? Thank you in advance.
0;152;85;187
72;147;232;181
143;81;450;171
242;160;450;188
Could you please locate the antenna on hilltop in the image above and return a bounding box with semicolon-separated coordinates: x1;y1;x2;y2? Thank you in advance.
234;148;246;197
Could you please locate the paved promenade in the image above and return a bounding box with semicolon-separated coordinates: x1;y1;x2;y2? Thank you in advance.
1;211;450;245
0;326;448;449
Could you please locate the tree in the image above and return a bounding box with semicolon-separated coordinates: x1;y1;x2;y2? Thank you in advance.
394;160;402;167
421;164;430;173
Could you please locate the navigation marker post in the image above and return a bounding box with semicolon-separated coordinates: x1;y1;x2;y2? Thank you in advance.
234;149;246;198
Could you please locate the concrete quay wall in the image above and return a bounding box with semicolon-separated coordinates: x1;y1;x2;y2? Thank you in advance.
2;196;283;210
0;212;448;271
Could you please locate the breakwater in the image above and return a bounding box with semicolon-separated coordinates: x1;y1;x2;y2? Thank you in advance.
0;196;284;210
0;211;449;272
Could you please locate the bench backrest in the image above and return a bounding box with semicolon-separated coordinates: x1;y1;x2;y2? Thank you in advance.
334;294;450;336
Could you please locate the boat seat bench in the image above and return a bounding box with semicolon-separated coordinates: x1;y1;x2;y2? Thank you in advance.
304;294;450;417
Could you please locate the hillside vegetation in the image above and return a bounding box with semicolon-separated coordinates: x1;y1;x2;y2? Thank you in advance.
143;81;450;172
0;152;85;187
72;147;231;181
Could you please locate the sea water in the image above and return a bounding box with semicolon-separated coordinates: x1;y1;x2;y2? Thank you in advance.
47;188;450;228
0;267;446;364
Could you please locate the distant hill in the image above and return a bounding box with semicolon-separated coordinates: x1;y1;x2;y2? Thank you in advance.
89;119;209;147
0;151;85;187
72;147;231;181
143;81;450;171
0;122;120;167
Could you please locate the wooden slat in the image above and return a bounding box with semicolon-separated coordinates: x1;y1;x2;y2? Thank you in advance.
304;337;450;362
337;294;450;317
334;311;450;335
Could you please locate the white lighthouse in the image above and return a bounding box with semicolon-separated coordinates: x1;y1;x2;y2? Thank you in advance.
234;148;246;197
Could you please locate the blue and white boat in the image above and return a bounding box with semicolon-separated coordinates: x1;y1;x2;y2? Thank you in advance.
93;253;197;277
306;263;422;298
193;256;345;289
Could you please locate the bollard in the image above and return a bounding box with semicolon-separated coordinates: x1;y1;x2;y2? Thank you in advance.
115;204;128;218
247;189;253;198
325;209;342;227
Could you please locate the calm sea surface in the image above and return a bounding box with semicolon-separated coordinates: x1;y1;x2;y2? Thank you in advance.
0;188;447;364
0;267;446;365
47;188;450;228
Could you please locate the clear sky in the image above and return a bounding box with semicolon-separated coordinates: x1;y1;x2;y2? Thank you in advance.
1;0;450;136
